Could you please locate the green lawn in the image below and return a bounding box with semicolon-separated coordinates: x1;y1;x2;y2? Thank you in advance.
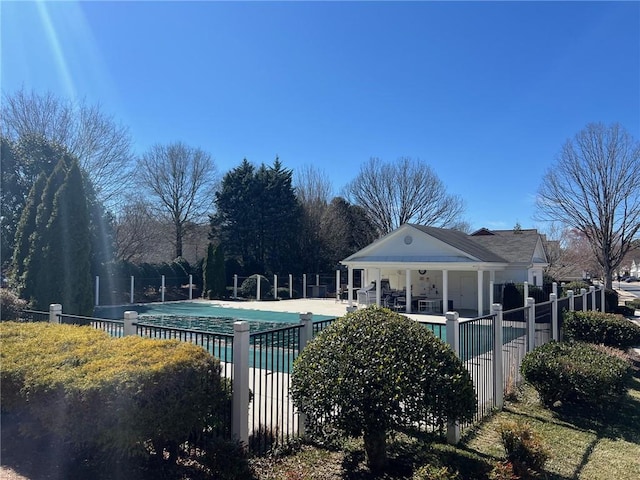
250;371;640;479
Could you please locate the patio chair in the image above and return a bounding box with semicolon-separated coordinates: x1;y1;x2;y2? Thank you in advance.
393;296;406;312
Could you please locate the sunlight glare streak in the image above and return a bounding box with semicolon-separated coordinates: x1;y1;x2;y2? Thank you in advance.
36;0;76;99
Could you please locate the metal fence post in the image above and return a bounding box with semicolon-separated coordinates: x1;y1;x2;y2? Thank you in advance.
161;275;165;303
95;275;100;307
567;290;574;311
550;293;558;341
232;321;250;446
303;274;307;299
130;275;135;304
580;288;587;311
124;311;137;336
189;274;193;300
445;311;460;444
49;303;62;324
601;283;606;313
274;274;278;300
492;303;503;410
526;297;535;352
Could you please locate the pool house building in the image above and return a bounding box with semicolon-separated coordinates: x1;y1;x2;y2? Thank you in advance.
340;224;549;316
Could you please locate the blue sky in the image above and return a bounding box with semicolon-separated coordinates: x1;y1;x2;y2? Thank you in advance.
2;1;639;232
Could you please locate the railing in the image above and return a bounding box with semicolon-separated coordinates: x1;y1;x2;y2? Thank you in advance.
17;309;49;322
248;324;303;453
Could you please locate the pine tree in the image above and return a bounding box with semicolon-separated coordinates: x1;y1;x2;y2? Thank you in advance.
203;243;215;299
22;157;69;305
12;173;47;287
42;160;93;315
212;244;227;299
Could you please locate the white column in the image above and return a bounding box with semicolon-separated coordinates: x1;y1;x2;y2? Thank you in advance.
303;274;307;298
49;303;62;324
161;275;165;303
124;310;137;336
489;280;494;314
600;283;606;313
442;270;449;314
526;297;535;352
489;270;496;313
523;281;529;307
256;275;261;300
233;274;238;299
232;321;250;445
493;303;504;409
274;274;278;300
375;268;381;306
405;269;412;313
189;274;193;300
289;274;293;300
581;288;587;311
550;293;558;341
130;276;135;304
568;290;575;311
336;270;341;302
477;270;484;316
95;275;100;307
348;268;354;307
590;285;596;311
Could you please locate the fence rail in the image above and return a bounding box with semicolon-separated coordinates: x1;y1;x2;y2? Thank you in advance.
13;283;606;450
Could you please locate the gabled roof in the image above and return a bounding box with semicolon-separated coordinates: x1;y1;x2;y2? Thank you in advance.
469;229;547;265
410;225;507;263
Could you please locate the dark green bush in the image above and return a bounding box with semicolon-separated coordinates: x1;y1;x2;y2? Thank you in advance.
605;288;619;313
0;289;27;321
563;310;640;349
239;274;271;299
626;298;640;310
562;281;590;297
0;322;228;462
521;341;632;408
291;306;476;473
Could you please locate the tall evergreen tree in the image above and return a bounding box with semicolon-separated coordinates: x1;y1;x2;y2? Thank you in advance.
211;244;227;299
212;158;303;275
43;160;93;315
21;156;70;304
202;243;215;299
11;173;46;285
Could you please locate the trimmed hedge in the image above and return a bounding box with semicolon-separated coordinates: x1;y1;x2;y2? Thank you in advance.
0;322;227;461
291;306;476;472
520;341;632;408
563;310;640;349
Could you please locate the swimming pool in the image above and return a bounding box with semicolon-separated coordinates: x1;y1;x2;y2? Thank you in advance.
94;301;335;334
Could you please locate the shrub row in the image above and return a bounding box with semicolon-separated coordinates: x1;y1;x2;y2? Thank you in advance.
521;341;632;408
0;322;228;461
563;310;640;348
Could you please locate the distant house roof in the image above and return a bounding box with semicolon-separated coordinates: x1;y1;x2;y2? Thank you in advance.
469;228;547;266
410;225;507;263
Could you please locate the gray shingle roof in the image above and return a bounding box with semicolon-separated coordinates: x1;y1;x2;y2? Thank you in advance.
469;229;542;265
409;224;508;263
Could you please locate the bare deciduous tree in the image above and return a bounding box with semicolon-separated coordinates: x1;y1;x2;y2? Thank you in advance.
138;142;217;259
1;88;134;210
536;123;640;289
344;157;465;236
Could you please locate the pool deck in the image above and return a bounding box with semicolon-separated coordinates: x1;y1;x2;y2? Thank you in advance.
188;298;475;324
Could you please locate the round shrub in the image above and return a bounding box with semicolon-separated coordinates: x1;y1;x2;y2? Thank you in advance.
0;322;228;462
291;306;476;473
563;310;640;349
239;274;271;299
521;341;632;408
